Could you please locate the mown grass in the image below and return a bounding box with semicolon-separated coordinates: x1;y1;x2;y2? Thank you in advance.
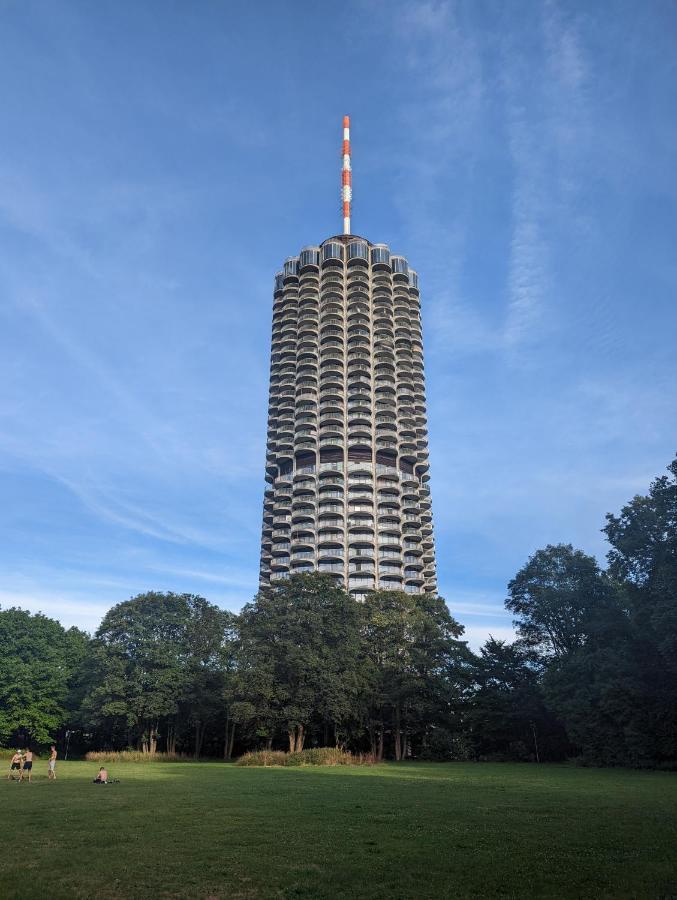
2;760;676;899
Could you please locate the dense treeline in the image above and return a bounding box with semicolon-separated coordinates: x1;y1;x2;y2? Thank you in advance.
1;458;675;768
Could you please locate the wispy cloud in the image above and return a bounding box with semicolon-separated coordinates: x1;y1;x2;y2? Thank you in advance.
0;589;111;633
0;0;675;652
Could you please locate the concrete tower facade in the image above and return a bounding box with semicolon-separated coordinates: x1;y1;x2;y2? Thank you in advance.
259;121;437;599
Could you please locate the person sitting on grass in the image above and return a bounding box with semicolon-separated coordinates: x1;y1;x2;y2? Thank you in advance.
93;766;109;784
20;749;33;783
7;751;22;780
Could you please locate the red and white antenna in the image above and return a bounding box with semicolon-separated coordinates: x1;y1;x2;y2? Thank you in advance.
342;115;352;235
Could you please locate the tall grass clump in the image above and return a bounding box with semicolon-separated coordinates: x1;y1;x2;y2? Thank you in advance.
85;751;197;763
0;748;41;759
236;748;375;767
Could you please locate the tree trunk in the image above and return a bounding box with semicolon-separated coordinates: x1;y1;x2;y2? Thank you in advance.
227;724;236;760
288;725;305;752
369;723;377;758
150;721;158;755
194;721;205;759
166;722;177;755
378;725;384;762
265;737;273;750
394;702;402;761
223;713;231;760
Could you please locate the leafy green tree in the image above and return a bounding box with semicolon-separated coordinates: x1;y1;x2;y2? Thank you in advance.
506;459;677;766
506;544;618;658
82;592;231;753
0;608;90;746
466;638;567;761
361;591;467;760
604;456;677;674
234;574;364;751
179;599;237;757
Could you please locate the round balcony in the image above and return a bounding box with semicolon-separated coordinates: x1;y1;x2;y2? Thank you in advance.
320;345;343;362
348;504;374;521
376;437;398;452
348;417;371;435
378;534;402;550
318;502;344;518
348;468;373;483
347;334;369;350
319;383;344;400
318;561;345;575
370;244;391;269
321;241;344;264
298;247;320;270
270;572;293;583
317;546;344;560
318;483;344;498
319;389;344;406
349;534;375;548
319;414;343;432
347;326;370;342
349;574;375;590
317;529;344;546
404;571;425;585
270;534;291;552
294;439;317;454
346;240;369;264
347;400;371;416
291;504;314;522
290;536;315;554
378;559;402;581
347;309;369;327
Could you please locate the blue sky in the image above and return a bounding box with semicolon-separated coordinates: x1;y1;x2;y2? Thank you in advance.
1;0;676;647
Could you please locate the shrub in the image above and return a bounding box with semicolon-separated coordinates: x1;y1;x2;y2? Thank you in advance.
419;729;473;762
0;748;41;760
236;748;375;767
236;751;288;767
84;751;197;763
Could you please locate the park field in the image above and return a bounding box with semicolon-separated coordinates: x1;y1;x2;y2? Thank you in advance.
2;760;676;899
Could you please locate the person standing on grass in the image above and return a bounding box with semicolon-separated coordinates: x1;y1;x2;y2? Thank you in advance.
20;749;33;782
7;751;22;780
48;745;57;780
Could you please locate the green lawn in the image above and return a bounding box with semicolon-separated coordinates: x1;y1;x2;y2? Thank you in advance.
2;760;676;899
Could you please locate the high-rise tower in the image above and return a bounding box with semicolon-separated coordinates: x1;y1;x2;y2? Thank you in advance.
259;118;437;599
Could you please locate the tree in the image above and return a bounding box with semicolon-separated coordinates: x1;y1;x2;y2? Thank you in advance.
592;456;677;765
234;574;364;751
504;458;677;767
466;638;567;762
604;456;677;674
506;544;618;658
82;592;231;754
0;607;90;746
361;591;467;760
178;598;237;758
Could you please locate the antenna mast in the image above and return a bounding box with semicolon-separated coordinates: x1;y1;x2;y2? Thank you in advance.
342;115;352;235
